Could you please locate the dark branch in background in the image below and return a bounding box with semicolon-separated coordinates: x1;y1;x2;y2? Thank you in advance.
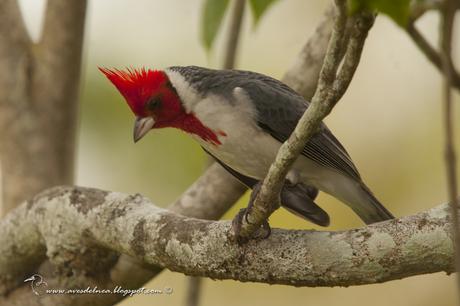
406;4;460;92
0;186;454;292
222;0;246;69
0;0;86;215
439;0;460;296
184;277;202;306
235;0;375;240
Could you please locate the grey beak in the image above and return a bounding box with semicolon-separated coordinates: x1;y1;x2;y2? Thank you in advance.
133;117;155;143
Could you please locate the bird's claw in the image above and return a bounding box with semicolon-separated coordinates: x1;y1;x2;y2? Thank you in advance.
231;181;272;244
232;208;249;244
231;207;272;245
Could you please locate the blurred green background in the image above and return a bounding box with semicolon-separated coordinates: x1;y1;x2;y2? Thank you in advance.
19;0;460;305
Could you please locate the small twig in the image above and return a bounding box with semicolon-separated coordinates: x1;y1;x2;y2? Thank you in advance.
333;13;374;100
407;22;460;92
440;0;460;297
222;0;245;69
409;0;442;22
235;0;374;239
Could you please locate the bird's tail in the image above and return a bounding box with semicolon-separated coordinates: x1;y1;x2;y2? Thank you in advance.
348;182;394;224
280;183;330;227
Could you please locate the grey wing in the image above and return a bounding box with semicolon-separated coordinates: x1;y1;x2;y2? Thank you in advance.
170;66;361;181
238;76;362;181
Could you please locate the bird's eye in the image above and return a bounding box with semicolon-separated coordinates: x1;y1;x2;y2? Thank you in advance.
147;96;161;110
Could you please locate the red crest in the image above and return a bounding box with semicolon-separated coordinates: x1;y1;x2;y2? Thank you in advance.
99;67;168;116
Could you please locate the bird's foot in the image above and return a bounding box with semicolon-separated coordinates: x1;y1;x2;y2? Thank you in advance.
232;208;271;244
231;182;271;244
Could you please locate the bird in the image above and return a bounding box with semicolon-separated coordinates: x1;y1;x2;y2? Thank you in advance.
24;274;48;295
100;65;394;228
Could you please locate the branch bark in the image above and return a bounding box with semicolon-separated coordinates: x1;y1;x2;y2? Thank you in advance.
236;1;375;239
0;186;454;294
0;163;246;306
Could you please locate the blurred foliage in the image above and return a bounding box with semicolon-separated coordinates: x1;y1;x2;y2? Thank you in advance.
348;0;411;27
201;0;230;51
248;0;279;26
200;0;279;51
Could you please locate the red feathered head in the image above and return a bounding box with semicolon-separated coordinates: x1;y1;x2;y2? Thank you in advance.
99;67;170;117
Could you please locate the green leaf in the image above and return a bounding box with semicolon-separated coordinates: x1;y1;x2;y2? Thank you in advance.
248;0;279;26
348;0;411;27
201;0;230;51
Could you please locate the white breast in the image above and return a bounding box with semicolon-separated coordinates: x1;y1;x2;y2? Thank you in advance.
192;90;282;179
165;69;280;179
196;102;281;179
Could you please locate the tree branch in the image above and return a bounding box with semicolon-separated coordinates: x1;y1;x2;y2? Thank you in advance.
439;0;459;295
40;0;87;66
0;0;30;53
184;277;202;306
222;0;245;69
0;0;87;215
0;186;454;293
406;18;460;92
0;164;246;306
236;1;375;239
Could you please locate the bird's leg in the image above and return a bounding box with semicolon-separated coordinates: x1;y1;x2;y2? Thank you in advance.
232;181;271;244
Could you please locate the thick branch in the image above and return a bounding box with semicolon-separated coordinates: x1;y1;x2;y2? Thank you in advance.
237;1;374;239
0;0;87;214
0;186;454;293
0;0;30;54
0;164;245;306
38;0;87;81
